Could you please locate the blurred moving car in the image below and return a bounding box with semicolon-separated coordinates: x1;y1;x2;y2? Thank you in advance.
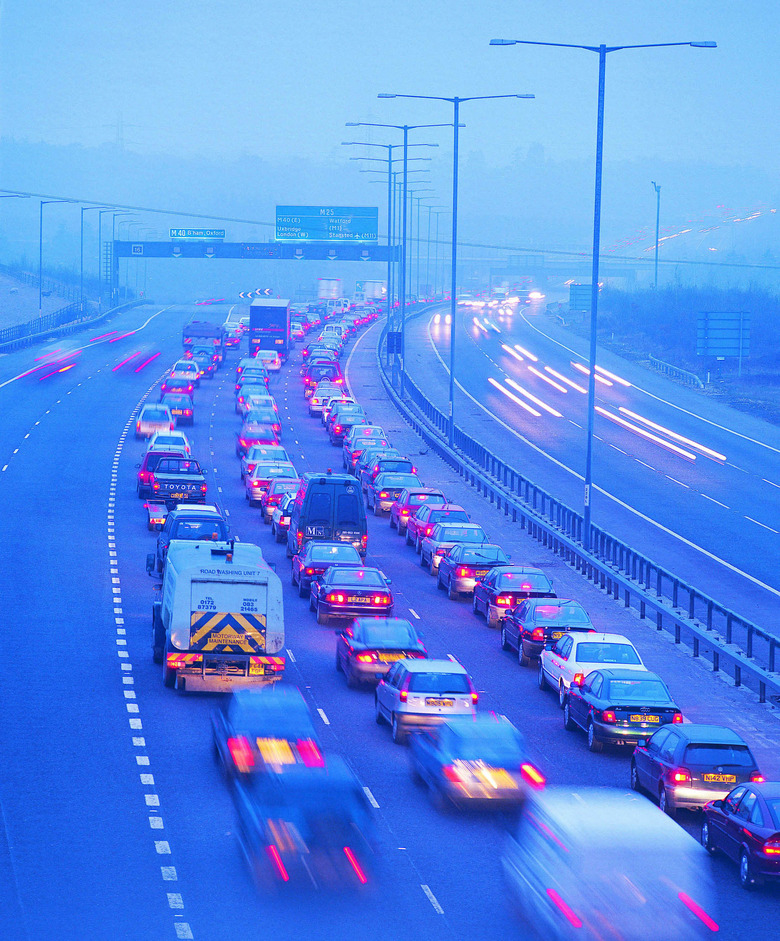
701;781;780;889
235;420;279;457
160;392;194;426
436;544;510;599
375;658;478;744
335;617;427;687
631;724;763;817
472;565;555;629
540;632;645;707
310;566;393;625
135;404;174;439
503;787;719;939
233;756;375;888
212;686;322;779
563;669;682;753
500;598;594;666
291;541;363;598
409;714;545;809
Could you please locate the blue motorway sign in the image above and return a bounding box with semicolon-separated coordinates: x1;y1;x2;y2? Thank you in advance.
170;228;226;239
275;206;378;242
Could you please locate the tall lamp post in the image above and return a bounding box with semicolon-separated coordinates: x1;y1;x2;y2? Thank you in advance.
490;39;714;548
39;199;72;315
652;181;661;290
409;191;435;299
429;207;449;299
346;120;450;392
378;93;533;445
80;206;113;310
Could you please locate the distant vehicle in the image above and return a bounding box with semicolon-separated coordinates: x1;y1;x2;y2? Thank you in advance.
342;425;389;471
472;565;555;629
147;457;207;509
240;443;290;480
136;448;188;498
406;503;469;552
148;430;191;456
500;598;594;666
366;472;423;516
420;522;489;574
336;617;426;687
436;544;510;599
135;404;174;439
182;321;225;363
389;487;446;535
270;493;296;543
149;503;228;573
260;478;300;523
235;420;278;456
245;462;298;506
249;298;291;362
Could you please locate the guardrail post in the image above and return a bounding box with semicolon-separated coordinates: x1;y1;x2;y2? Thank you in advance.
640;599;646;619
760;681;766;704
734;664;741;688
712;650;719;673
706;601;714;631
725;615;733;645
693;636;699;657
688;589;695;620
746;625;753;659
770;640;776;673
624;588;630;608
672;581;679;609
675;623;681;644
656;610;663;631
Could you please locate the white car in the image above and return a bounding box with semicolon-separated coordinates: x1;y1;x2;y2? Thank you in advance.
148;430;192;456
238;392;278;419
135;404;174;439
169;360;201;385
308;382;343;416
254;350;282;371
539;632;646;708
321;394;356;426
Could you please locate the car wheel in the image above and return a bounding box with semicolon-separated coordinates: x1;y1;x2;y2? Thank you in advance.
375;697;385;725
298;579;308;599
335;650;343;673
629;760;642;793
163;657;176;689
519;645;531;667
398;524;406;536
373;502;382;517
486;610;499;630
285;542;293;559
558;682;567;708
405;530;415;547
389;514;397;530
316;605;329;626
700;819;716;855
309;594;316;612
538;662;548;690
275;528;285;544
420;552;428;569
587;720;603;753
472;595;480;616
563;700;577;731
501;626;511;651
391;713;406;745
659;787;675;818
436;571;445;591
740;850;760;890
345;663;359;689
415;537;423;554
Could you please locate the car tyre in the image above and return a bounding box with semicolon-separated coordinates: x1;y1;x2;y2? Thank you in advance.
472;595;480;616
389;514;397;530
298;579;308;599
447;578;458;601
374;697;385;725
587;720;603;753
391;713;406;745
405;530;415;547
700;819;716;855
420;552;428;569
558;682;567;709
316;605;329;626
538;662;548;690
518;645;531;667
373;502;382;517
345;663;359;689
436;571;445;591
740;850;760;890
659;787;675;818
501;626;511;651
335;650;343;673
398;524;407;537
563;699;577;731
629;760;642;793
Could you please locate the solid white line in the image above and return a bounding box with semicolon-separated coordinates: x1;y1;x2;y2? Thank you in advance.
701;494;730;509
317;708;330;725
363;786;380;808
409;608;420;619
609;445;626;455
421;884;444;914
286;648;296;662
1;465;6;472
665;476;690;489
763;478;780;489
745;516;779;534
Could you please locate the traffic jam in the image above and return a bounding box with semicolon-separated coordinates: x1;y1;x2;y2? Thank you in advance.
133;298;775;935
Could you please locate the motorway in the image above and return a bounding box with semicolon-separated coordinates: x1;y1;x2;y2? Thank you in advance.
0;302;778;939
407;303;780;633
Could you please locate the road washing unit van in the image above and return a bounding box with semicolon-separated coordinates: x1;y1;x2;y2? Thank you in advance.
151;540;285;692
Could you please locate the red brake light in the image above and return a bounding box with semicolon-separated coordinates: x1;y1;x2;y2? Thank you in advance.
356;652;376;663
296;738;324;768
379;491;388;499
401;509;410;515
297;531;304;545
763;841;780;855
457;566;474;577
600;710;616;724
371;594;390;605
361;535;368;549
152;482;160;491
335;425;342;433
470;684;478;705
751;772;766;783
495;595;512;606
399;689;408;703
531;627;545;642
425;526;433;535
305;567;315;575
200;483;207;492
571;673;584;687
327;593;346;604
670;768;691;785
266;844;289;882
520;763;546;789
227;736;255;773
672;712;684;724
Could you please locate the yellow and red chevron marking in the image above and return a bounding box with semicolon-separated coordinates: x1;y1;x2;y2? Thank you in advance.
166;653;202;667
189;611;266;652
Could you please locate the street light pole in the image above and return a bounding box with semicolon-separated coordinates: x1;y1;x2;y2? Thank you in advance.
490;38;715;548
379;92;533;446
652;181;661;290
39;199;70;315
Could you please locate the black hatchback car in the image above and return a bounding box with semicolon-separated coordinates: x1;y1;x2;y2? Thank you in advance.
631;723;763;818
472;565;556;628
701;781;780;889
501;598;593;666
563;668;683;753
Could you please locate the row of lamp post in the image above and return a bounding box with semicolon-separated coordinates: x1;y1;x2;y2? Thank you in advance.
346;36;714;551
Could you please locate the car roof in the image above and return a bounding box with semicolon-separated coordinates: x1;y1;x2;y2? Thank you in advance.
432;503;466;512
671;724;749;744
401;658;467;674
594;668;660;682
435;521;483;530
571;632;633;644
168;504;223;519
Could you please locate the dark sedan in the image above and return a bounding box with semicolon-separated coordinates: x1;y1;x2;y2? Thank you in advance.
235;420;279;456
472;565;556;628
406;503;469;551
211;687;323;779
366;472;423;516
291;541;363;597
501;598;594;666
409;715;545;809
160;392;194;426
389;487;446;534
701;782;780;889
563;668;683;753
335;617;427;687
436;544;510;599
631;723;763;817
310;567;393;625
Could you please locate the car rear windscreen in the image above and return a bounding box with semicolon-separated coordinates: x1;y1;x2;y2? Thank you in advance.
604;678;670;703
575;643;641;665
683;744;754;767
407;673;470;694
496;572;551;591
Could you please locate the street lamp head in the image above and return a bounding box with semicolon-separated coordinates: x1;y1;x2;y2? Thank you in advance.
515;95;535;99
377;93;397;99
690;41;717;47
489;39;516;45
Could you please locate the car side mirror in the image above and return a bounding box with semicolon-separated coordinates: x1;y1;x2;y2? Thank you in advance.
146;554;155;575
385;577;392;585
635;738;647;748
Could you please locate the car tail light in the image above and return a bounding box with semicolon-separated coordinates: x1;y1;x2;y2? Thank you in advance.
600;710;616;724
136;422;141;431
670;768;691;785
361;535;368;550
184;410;192;416
495;595;512;606
531;627;545;642
200;483;207;492
266;844;290;882
327;593;346;604
425;526;433;535
457;566;475;577
468;681;479;705
356;652;376;663
334;425;342;434
435;547;447;556
372;594;390;605
762;839;780;855
343;846;368;884
152;481;160;491
297;531;304;546
239;438;248;447
227;736;255;773
252;480;261;487
751;772;766;783
442;764;464;783
401;509;410;515
546;889;582;930
379;491;388;499
571;673;584;687
399;689;408;703
296;738;325;768
677;892;719;933
672;712;684;724
520;763;546;789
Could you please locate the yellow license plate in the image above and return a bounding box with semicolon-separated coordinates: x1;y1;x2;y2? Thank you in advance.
426;698;454;707
348;596;371;604
249;664;265;675
378;652;406;662
551;631;564;641
703;773;736;783
630;715;660;723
